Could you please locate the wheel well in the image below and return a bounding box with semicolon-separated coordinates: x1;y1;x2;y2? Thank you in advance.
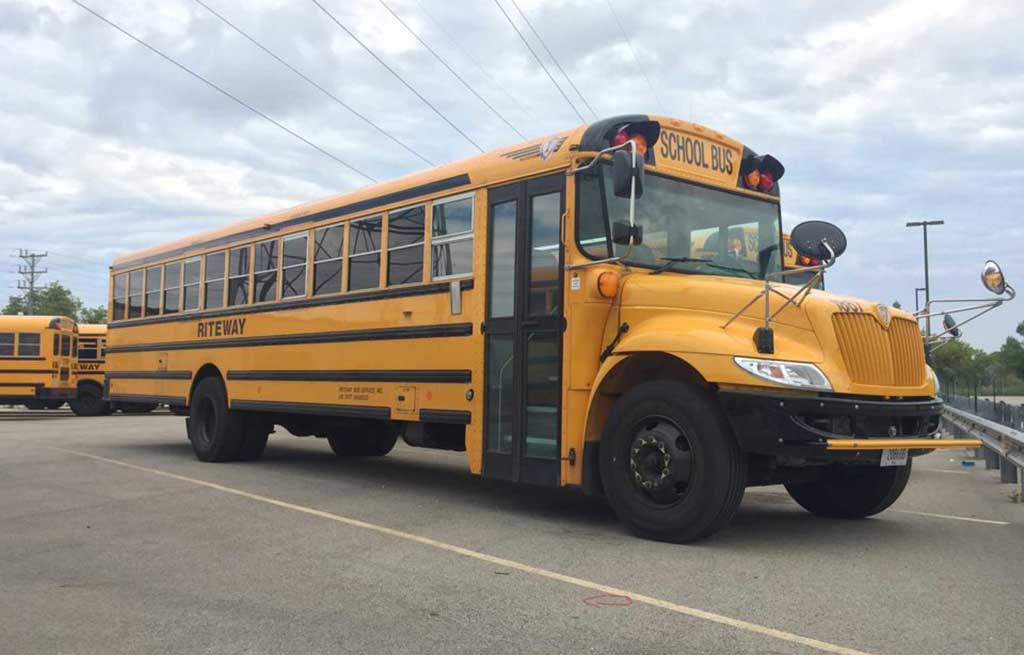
78;379;103;393
188;364;223;406
581;352;709;496
584;352;708;443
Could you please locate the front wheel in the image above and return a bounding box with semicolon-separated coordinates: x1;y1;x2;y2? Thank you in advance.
69;385;111;417
784;461;912;519
599;380;746;543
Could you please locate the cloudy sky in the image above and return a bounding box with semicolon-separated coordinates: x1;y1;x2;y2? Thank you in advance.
2;0;1021;350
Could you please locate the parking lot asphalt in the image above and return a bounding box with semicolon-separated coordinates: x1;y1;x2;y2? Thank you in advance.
1;411;1021;655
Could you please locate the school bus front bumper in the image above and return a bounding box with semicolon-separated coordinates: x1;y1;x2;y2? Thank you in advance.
717;389;963;460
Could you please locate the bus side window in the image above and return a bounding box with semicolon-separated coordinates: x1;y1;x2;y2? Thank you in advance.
228;245;251;306
204;251;226;310
144;266;161;316
431;194;474;280
387;205;425;286
313;226;343;296
282;234;308;298
348;216;382;291
18;333;40;357
0;332;13;357
127;269;143;319
182;258;201;311
112;273;127;320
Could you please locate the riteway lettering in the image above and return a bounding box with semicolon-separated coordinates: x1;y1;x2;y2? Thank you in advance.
197;318;246;338
659;131;734;175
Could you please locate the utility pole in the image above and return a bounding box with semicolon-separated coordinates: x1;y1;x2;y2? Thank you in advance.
905;220;944;337
16;250;48;315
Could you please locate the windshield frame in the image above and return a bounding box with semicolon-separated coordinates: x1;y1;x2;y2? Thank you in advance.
574;164;784;280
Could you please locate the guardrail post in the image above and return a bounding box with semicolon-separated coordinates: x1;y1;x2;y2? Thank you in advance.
1000;457;1019;484
984;447;1001;470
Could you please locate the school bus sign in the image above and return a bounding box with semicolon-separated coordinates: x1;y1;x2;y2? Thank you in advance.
656;127;740;186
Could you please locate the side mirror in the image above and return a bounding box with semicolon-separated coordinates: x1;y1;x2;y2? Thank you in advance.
981;260;1007;295
942;312;961;338
611;220;643;246
612;149;645;199
789;220;847;261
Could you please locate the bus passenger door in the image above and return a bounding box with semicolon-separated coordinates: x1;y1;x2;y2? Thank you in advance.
483;175;564;485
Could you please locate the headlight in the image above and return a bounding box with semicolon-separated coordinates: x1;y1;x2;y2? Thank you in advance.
734;357;832;392
926;365;940;393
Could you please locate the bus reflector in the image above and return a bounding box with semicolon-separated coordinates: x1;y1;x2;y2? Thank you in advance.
598;272;620;298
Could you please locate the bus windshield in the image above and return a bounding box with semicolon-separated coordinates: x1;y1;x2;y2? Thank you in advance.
577;165;782;280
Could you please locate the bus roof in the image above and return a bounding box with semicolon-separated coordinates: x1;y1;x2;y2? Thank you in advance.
112;115;751;272
78;324;107;336
0;315;77;331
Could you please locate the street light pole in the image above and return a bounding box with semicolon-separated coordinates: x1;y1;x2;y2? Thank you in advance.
914;287;926;312
906;220;944;337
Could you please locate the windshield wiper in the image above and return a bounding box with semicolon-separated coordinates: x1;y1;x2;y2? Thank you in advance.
650;257;712;275
650;257;756;279
702;261;756;278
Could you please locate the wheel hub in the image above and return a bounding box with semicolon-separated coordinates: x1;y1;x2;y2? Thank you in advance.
628;418;693;503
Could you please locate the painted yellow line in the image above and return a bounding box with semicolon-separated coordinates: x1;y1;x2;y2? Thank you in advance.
918;468;970;475
50;446;875;655
893;510;1009;526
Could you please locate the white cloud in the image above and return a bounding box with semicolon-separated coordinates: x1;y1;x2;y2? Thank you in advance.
1;0;1021;349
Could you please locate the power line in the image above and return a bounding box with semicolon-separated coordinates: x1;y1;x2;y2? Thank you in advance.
16;250;47;314
509;0;598;119
376;0;525;140
70;0;377;183
192;0;434;167
310;0;484;152
603;0;665;114
412;0;537;123
492;0;585;123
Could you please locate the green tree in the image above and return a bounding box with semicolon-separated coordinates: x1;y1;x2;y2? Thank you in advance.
930;339;991;397
998;320;1024;380
1;282;106;323
79;305;108;324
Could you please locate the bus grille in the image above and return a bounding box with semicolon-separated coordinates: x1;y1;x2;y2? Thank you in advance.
832;314;925;387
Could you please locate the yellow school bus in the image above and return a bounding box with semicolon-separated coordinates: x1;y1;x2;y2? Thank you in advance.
106;114;977;542
69;324;110;415
0;315;78;409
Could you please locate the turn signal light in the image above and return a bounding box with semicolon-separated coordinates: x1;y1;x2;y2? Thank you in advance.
744;169;761;189
597;271;620;298
611;130;648;156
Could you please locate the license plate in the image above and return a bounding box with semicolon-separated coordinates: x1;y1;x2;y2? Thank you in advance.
880;448;908;467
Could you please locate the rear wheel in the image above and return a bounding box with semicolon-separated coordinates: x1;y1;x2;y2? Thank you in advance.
325;421;399;457
784;461;912;519
69;384;110;417
599;380;746;543
187;377;245;462
23;401;45;410
45;400;65;410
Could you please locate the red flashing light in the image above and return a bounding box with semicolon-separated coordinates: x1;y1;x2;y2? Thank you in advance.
758;170;774;192
611;130;648;156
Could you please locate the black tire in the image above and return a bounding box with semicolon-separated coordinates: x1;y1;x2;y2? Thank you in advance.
69;384;111;417
326;421;399;457
238;415;272;461
599;380;746;543
187;377;245;462
23;401;45;410
784;460;912;519
45;400;65;410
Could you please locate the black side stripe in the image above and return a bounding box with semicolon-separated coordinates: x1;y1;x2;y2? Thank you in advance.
227;369;471;383
0;357;45;362
0;382;43;388
419;409;471;425
111;174;472;272
106;371;193;380
109;393;186;405
109;279;473;329
230;399;390;421
0;369;52;374
106;323;473;354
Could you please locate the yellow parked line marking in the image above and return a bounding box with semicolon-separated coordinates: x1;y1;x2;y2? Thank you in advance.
51;446;875;655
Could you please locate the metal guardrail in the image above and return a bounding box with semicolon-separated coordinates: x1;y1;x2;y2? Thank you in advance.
941;399;1024;492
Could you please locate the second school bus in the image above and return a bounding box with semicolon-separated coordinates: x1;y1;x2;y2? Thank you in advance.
106;114;977;542
0;315;78;408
